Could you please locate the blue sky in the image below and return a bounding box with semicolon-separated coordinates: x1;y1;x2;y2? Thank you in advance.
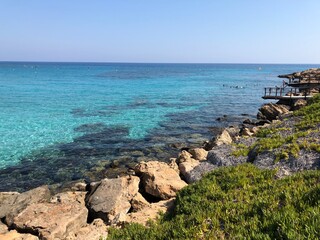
1;1;320;63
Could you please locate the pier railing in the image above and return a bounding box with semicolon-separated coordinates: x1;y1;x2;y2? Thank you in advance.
262;87;309;99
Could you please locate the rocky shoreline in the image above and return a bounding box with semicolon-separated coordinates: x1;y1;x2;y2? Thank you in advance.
1;69;320;240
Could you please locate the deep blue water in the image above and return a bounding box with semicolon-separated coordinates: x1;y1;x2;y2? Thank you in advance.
0;62;319;191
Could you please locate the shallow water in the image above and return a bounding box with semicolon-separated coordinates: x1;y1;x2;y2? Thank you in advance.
0;63;318;191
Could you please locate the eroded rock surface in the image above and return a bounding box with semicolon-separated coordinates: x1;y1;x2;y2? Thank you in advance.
188;148;208;161
125;198;175;226
1;186;51;226
135;161;187;199
258;103;290;121
86;176;140;224
0;229;39;240
12;191;87;240
66;219;108;240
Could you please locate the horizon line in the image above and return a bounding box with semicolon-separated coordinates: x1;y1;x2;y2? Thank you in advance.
0;60;320;65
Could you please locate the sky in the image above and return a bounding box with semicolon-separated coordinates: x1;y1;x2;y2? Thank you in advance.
1;1;320;64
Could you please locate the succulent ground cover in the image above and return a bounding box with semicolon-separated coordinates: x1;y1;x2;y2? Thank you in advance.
233;94;320;162
107;164;320;239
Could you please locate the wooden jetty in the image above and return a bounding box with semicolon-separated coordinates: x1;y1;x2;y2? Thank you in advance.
262;68;320;100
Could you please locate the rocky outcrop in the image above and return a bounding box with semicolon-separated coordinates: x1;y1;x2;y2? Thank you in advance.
66;219;108;240
0;229;39;240
125;198;175;226
258;103;290;121
181;162;216;183
135;161;187;200
0;186;51;226
130;192;150;212
292;99;307;110
207;144;248;167
178;158;200;183
188;148;208;161
86;176;140;224
204;129;233;150
12;192;88;240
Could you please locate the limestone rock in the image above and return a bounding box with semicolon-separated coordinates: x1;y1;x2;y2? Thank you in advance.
125;198;175;226
251;126;260;135
50;191;87;205
0;221;8;234
168;158;179;174
179;158;200;183
184;162;216;183
292;99;307;110
1;186;51;226
258;103;290;121
207;145;247;167
13;192;88;240
225;126;240;141
86;176;140;224
66;219;108;240
188;148;208;161
135;161;187;199
0;230;39;240
215;129;233;146
0;192;20;219
131;192;150;212
177;150;192;163
240;127;254;137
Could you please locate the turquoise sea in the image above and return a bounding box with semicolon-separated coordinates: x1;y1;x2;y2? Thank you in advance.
0;63;319;191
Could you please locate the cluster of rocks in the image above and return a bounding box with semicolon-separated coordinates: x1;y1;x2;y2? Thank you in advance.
0;159;189;240
0;129;242;240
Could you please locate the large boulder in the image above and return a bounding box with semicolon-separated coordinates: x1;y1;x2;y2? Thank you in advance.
12;191;87;240
176;150;193;163
86;176;140;224
0;186;51;226
188;148;208;161
135;161;187;200
125;198;175;226
130;192;150;212
178;158;200;183
207;144;247;167
183;162;216;183
258;103;290;121
204;129;233;150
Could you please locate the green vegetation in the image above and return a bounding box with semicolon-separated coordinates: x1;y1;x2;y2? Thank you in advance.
294;94;320;130
232;94;320;162
107;164;320;239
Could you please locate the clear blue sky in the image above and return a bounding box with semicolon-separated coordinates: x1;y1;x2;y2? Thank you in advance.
1;1;320;63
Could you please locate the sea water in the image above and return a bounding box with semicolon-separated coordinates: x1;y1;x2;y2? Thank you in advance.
0;63;318;191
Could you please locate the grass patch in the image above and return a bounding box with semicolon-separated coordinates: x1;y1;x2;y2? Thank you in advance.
107;164;320;239
232;94;320;161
